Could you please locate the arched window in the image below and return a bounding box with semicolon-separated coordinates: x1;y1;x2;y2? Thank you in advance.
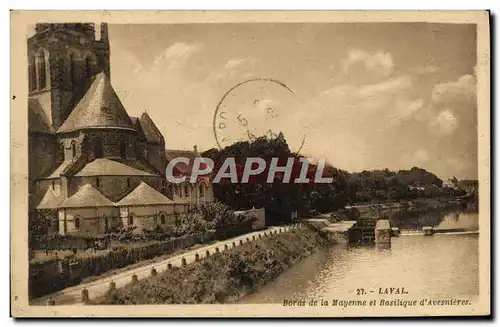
128;215;134;226
70;141;76;158
92;137;103;158
96;177;100;188
159;212;166;225
184;184;189;198
37;51;47;89
58;143;65;162
52;180;55;190
199;184;205;197
120;140;127;158
28;55;36;91
74;216;80;230
127;178;131;188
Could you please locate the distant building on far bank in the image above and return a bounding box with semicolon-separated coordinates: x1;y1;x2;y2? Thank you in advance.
29;23;213;237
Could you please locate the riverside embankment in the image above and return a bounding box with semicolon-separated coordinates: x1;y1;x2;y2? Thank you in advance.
326;197;475;222
94;228;329;304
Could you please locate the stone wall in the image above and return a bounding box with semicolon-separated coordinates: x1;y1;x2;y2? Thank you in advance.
120;204;179;233
146;142;167;174
29;133;57;214
59;206;120;236
375;219;391;243
29;134;57;180
83;129;139;160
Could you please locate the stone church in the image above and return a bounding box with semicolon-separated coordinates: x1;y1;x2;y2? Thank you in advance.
28;23;213;237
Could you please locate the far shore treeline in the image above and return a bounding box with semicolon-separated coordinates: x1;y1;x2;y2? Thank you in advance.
202;134;478;224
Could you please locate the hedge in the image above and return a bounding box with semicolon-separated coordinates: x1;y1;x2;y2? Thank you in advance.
29;232;215;299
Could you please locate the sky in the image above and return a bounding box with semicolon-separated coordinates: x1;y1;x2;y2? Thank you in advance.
107;23;477;180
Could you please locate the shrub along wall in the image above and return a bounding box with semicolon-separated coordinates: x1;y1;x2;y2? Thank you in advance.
31;232;175;251
94;228;329;304
33;234;106;251
29;232;215;299
214;221;253;241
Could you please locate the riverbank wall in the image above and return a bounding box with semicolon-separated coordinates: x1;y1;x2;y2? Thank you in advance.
93;228;329;304
345;197;473;220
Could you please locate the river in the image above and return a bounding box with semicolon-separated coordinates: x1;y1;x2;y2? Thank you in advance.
240;211;479;303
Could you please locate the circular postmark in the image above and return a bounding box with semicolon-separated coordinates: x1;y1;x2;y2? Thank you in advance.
213;78;307;153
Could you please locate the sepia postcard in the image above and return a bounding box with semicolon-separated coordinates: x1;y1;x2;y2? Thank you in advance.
10;10;490;318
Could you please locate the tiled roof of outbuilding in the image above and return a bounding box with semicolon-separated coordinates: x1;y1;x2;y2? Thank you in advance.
60;184;115;208
165;149;198;175
116;182;174;206
165;149;212;178
36;188;62;209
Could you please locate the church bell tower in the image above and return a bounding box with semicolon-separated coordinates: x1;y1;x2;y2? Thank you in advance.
28;23;111;130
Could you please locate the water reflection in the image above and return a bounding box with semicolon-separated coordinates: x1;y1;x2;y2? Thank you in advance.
434;212;478;231
241;211;479;304
388;207;479;230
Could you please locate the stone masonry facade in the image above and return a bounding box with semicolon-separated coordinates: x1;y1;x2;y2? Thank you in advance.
29;23;213;237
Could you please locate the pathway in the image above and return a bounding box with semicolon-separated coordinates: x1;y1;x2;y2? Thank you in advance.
32;224;302;306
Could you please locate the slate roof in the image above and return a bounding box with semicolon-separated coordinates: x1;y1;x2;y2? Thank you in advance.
165;149;198;175
46;160;75;178
36;188;62;209
60;184;115;208
74;158;157;177
165;149;212;178
138;112;164;144
57;72;135;133
116;182;174;206
28;98;53;133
